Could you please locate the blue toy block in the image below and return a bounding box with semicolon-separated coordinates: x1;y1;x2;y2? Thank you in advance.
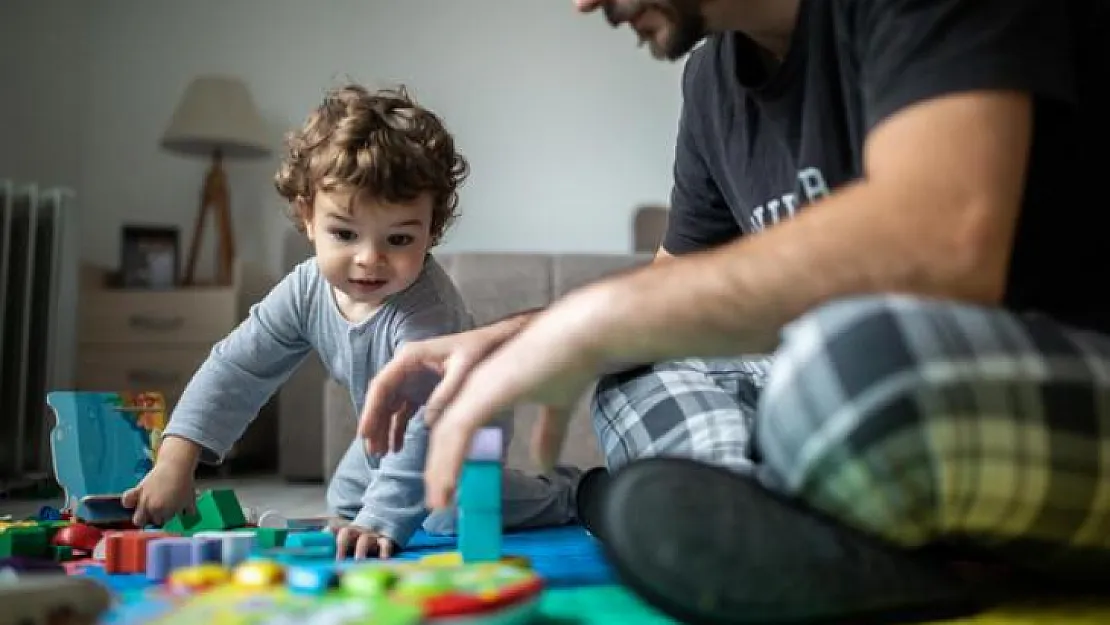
459;508;501;562
459;461;501;512
146;538;195;581
258;545;337;563
193;530;255;567
284;531;333;550
286;564;339;595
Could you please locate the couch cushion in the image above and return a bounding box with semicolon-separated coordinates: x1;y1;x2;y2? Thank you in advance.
552;253;653;298
435;253;553;326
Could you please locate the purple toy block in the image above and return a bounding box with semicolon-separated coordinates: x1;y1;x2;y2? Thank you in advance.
146;537;195;581
190;536;221;565
467;427;503;461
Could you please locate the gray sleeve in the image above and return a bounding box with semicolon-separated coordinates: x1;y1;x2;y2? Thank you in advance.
161;267;314;464
351;304;469;546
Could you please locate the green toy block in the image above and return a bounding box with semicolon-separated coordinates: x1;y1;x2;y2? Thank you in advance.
0;526;49;558
251;527;287;550
164;489;247;535
38;521;70;543
50;545;74;562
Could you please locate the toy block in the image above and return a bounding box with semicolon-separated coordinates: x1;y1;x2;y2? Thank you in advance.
164;489;247;535
246;527;287;550
259;545;336;563
51;522;102;552
459;461;501;512
37;521;70;543
458;509;501;562
193;530;255;567
49;545;74;562
146;537;197;581
0;526;49;558
190;536;223;565
468;427;503;462
284;531;333;550
104;530;172;574
286;565;338;595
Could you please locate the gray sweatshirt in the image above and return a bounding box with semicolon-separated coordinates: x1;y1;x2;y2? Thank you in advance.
162;254;472;545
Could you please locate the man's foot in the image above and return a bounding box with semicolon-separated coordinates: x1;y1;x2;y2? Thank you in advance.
598;457;986;625
575;466;610;540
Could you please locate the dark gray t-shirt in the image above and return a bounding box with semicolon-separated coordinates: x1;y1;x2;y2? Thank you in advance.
665;0;1109;335
162;254;473;542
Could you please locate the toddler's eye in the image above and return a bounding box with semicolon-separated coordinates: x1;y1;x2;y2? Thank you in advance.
387;234;414;246
329;228;356;242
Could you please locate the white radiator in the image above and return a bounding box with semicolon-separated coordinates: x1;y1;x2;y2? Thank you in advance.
0;179;78;494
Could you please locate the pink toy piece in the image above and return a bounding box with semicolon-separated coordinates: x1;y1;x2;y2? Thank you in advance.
468;427;503;462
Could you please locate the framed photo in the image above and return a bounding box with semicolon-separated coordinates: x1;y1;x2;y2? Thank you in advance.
120;225;179;289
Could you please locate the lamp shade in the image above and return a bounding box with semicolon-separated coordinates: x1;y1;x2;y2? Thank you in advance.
161;75;271;159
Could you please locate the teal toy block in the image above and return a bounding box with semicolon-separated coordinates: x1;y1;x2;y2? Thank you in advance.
458;508;501;562
285;531;333;550
259;544;336;563
459;461;501;512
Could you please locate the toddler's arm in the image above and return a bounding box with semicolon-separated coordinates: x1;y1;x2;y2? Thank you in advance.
351;303;472;548
161;265;314;465
351;407;434;548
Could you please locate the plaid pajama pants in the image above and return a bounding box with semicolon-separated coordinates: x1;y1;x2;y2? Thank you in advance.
591;294;1110;579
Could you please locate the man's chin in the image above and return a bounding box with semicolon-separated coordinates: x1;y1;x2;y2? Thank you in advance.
651;31;706;60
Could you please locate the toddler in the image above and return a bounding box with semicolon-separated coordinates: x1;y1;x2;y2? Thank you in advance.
121;84;581;558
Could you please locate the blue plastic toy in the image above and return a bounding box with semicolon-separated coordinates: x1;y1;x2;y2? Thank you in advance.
46;391;166;521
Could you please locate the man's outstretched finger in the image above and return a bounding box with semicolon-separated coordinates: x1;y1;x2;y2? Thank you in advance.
359;359;413;452
388;401;412;454
422;360;473;427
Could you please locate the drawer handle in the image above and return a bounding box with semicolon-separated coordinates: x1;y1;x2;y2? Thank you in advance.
126;369;181;387
128;314;184;332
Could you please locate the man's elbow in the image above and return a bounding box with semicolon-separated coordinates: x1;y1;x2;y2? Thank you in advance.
937;199;1019;306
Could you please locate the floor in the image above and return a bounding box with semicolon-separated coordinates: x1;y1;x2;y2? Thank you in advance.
0;474;330;521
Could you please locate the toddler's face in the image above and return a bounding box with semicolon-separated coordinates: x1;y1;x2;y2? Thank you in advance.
303;190;433;321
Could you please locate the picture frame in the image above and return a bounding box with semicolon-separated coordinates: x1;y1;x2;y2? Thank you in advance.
120;225;179;289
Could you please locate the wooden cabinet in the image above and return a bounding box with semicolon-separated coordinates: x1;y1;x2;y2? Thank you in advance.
76;262;276;474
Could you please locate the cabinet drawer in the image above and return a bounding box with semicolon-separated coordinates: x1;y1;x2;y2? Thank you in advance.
75;346;213;409
79;289;238;345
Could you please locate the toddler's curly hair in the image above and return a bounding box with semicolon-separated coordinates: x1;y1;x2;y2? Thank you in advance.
274;84;469;246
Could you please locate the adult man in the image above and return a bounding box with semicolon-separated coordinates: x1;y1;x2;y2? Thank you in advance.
361;0;1110;622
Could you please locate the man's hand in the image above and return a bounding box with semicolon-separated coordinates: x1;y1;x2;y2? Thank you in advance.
359;323;521;456
334;523;397;560
421;290;610;508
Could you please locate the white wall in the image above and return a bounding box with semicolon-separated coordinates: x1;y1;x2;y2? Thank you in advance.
2;0;684;280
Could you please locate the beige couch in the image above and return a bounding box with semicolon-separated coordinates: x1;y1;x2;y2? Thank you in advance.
276;230;655;482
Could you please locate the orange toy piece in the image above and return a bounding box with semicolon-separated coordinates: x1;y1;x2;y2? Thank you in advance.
104;530;175;574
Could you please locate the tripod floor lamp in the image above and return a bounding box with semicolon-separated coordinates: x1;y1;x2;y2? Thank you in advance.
160;75;271;286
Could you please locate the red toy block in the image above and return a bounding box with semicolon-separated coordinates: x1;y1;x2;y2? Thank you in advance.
51;523;102;552
104;531;174;574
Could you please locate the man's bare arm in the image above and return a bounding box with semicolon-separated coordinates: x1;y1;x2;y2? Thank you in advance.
570;90;1032;363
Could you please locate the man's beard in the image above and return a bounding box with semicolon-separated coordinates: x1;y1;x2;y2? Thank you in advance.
604;0;708;60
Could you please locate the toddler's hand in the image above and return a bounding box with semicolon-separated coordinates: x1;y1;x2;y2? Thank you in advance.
121;457;197;527
335;524;397;560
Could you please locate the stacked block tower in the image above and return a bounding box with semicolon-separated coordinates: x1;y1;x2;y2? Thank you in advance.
458;427;503;562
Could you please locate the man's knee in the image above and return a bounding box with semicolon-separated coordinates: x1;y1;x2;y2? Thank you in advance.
592;360;762;473
757;295;972;547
